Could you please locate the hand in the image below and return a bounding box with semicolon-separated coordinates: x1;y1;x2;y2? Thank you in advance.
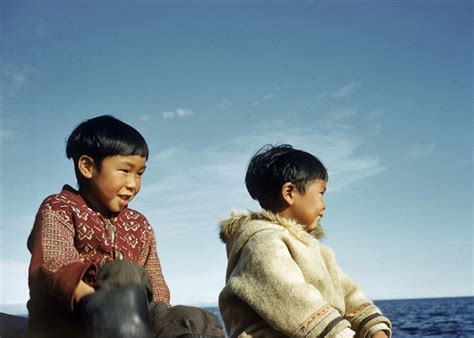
372;330;389;338
74;280;95;304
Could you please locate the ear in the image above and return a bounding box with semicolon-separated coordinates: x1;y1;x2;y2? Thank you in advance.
281;182;296;206
77;155;96;179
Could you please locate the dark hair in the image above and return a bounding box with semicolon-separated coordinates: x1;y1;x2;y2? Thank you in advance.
66;115;149;184
245;144;328;211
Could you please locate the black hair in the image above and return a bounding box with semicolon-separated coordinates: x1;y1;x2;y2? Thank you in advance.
66;115;149;184
245;144;328;211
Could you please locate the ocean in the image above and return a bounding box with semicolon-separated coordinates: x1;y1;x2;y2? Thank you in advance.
204;296;474;337
1;297;472;337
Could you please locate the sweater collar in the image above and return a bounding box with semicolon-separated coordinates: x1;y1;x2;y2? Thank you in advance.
60;184;122;220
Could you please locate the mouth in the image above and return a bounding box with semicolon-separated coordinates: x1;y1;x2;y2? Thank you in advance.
118;195;133;203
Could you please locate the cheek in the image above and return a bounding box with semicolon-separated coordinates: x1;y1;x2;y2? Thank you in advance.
108;174;126;190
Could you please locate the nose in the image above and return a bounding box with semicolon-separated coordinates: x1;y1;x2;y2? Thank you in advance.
125;175;138;191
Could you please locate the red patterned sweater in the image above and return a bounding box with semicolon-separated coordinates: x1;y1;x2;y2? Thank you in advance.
27;185;170;336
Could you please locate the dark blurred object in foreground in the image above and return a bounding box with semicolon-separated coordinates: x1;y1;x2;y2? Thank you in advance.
0;312;28;338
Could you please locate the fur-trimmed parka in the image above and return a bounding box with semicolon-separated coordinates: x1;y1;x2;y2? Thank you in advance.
218;210;391;338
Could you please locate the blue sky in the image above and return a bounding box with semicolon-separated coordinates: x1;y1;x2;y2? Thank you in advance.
1;0;472;313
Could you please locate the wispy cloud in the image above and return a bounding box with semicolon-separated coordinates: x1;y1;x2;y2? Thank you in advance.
329;109;358;121
321;82;360;99
0;113;32;148
162;108;194;119
133;114;385;304
366;110;384;136
0;122;14;146
0;62;37;97
252;86;281;106
368;110;384;121
214;99;232;109
139;114;152;122
139;115;385;233
252;93;275;106
407;143;435;159
138;108;195;122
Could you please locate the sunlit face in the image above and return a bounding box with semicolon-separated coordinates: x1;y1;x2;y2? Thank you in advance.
84;155;146;216
287;179;327;232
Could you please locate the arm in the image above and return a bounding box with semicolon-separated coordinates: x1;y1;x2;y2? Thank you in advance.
326;247;391;338
28;205;97;311
138;221;170;304
222;231;351;337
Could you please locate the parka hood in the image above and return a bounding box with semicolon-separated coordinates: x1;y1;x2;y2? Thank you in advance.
219;209;326;280
219;209;325;245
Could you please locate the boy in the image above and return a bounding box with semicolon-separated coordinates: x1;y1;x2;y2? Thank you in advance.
218;144;392;337
27;115;225;338
27;115;170;337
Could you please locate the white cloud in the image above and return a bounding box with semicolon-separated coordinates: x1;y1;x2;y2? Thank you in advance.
139;114;152;122
407;143;435;159
252;93;275;106
0;114;29;148
162;108;194;119
329;109;358;121
139;109;195;121
214;100;232;109
0;62;37;97
0;124;13;146
133;115;386;304
321;82;360;99
368;110;384;121
176;108;193;117
365;110;384;136
162;111;175;119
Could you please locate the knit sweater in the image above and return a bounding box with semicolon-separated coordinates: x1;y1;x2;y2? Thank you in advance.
27;185;169;337
218;210;391;338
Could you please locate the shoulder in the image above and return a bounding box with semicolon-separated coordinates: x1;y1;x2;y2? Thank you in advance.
32;187;88;235
242;219;301;253
38;185;84;213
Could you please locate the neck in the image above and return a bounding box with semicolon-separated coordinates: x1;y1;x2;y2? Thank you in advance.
276;209;295;223
79;186;115;218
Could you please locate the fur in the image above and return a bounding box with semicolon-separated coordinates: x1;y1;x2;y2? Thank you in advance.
219;209;325;244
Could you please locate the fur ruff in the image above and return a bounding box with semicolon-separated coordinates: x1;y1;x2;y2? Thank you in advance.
219;209;325;244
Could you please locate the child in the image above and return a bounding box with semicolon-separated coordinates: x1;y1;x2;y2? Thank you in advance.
218;144;392;338
27;115;224;338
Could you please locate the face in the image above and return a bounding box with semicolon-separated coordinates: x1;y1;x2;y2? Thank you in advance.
287;179;327;232
82;155;146;216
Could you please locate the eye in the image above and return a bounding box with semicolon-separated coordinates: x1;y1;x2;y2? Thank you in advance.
119;169;129;173
137;171;145;177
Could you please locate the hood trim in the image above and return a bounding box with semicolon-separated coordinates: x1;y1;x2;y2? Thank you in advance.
219;209;325;245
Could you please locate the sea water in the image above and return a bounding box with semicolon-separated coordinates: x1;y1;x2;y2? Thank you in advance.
204;296;474;337
2;296;472;337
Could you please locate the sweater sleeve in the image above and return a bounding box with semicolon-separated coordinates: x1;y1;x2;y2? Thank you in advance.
139;220;170;304
329;251;392;338
28;204;96;311
223;230;351;337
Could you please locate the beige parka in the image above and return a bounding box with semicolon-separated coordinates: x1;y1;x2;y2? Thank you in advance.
218;210;391;338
